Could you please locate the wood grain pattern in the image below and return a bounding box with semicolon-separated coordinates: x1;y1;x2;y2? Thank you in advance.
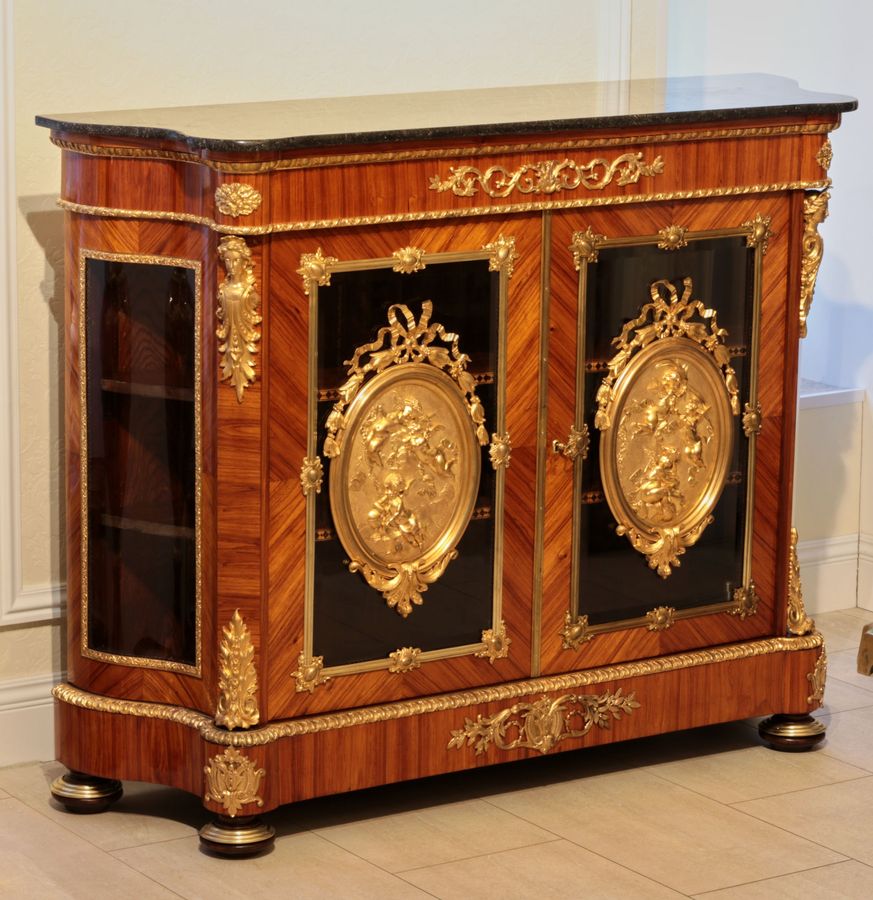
56;118;835;232
55;641;823;813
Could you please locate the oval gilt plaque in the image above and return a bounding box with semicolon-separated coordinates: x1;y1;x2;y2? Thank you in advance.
600;337;734;578
329;363;481;617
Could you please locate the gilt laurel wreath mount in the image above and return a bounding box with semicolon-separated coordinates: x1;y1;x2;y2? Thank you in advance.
595;277;740;578
324;301;488;617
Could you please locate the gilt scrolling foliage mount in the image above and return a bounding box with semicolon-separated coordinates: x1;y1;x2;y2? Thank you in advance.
448;689;640;756
429;152;664;199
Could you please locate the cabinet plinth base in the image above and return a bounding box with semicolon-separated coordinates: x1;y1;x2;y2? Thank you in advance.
50;771;123;813
199;816;275;857
758;714;827;751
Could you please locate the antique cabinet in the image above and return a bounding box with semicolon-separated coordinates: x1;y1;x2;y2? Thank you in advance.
37;75;855;855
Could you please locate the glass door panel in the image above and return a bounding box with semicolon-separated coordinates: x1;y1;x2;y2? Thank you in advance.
82;253;200;672
307;254;506;673
570;234;758;631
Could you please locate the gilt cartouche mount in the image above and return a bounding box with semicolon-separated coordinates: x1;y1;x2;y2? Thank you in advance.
40;75;854;856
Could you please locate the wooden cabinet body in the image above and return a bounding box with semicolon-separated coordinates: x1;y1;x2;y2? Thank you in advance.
39;76;853;833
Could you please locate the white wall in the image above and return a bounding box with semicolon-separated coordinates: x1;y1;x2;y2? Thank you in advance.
666;0;873;609
2;0;669;764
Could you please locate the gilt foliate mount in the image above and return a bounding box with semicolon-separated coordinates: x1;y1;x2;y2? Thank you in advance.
448;689;640;756
596;277;740;578
325;301;488;617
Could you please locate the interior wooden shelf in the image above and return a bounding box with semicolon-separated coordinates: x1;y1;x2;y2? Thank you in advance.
101;378;194;402
100;513;195;540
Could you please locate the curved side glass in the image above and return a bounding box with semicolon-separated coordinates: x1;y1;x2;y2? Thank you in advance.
82;254;200;671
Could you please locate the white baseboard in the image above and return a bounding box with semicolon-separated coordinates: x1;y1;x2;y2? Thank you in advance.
0;672;61;766
859;533;873;612
798;534;860;614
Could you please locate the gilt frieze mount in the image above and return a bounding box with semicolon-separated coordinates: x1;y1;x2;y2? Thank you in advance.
448;689;640;756
429;152;664;199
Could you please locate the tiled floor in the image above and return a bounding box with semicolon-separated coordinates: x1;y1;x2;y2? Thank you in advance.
3;609;873;899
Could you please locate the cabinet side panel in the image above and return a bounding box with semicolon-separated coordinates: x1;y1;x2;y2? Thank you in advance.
64;208;214;712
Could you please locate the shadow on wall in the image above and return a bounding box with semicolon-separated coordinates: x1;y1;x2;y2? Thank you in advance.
18;196;66;671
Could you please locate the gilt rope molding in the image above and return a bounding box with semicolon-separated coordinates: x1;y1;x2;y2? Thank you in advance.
52;632;823;747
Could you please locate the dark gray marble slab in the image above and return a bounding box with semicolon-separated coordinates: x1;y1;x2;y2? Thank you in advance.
36;74;856;153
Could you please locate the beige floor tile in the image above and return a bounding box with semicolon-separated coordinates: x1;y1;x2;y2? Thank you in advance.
816;611;873;652
691;860;873;899
813;676;873;715
438;721;761;799
827;648;873;694
0;797;177;899
818;705;873;772
113;830;431;899
647;742;869;803
287;721;757;835
835;606;873;622
487;768;844;895
400;837;686;899
312;796;556;872
734;776;873;866
0;760;204;850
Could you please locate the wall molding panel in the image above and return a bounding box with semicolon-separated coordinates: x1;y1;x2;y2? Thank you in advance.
0;0;63;626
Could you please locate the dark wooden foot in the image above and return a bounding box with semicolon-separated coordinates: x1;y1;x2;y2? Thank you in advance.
199;815;275;857
50;771;123;813
759;714;826;751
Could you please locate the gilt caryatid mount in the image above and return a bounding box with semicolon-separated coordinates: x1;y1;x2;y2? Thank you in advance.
324;301;487;617
596;277;739;578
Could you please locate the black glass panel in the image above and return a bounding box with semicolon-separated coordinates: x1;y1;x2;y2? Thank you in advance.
84;259;197;665
314;261;500;666
578;238;753;626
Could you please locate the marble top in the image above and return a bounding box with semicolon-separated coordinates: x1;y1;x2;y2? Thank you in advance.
36;74;856;153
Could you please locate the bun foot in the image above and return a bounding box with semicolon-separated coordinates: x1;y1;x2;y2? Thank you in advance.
50;771;123;813
199;815;275;857
759;713;826;751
